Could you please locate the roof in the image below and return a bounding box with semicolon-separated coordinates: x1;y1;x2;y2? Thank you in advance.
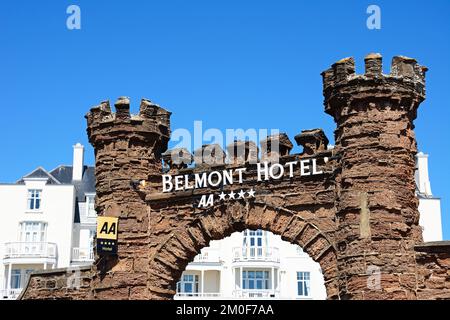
49;165;96;201
7;164;96;224
16;165;96;202
16;167;60;185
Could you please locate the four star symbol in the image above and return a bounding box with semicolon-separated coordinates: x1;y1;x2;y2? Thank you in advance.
217;189;255;202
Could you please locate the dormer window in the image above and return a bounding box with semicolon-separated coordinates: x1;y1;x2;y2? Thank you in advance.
27;189;42;211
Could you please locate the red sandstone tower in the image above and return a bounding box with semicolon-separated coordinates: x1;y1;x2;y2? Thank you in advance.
322;54;427;299
85;97;171;299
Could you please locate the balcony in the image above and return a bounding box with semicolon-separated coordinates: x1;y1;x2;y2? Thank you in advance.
233;289;280;299
192;248;221;263
4;242;57;261
72;247;94;263
0;288;23;300
175;292;221;300
232;247;280;263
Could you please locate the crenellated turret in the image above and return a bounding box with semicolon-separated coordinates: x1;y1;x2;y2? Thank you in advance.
323;54;427;300
322;53;427;121
85;97;172;292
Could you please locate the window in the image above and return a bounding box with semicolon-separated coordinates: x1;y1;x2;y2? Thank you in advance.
243;230;266;258
176;274;199;295
10;270;21;289
25;269;34;280
20;222;46;242
242;270;270;290
86;194;96;217
27;189;42;210
9;269;34;290
297;272;311;297
19;222;46;253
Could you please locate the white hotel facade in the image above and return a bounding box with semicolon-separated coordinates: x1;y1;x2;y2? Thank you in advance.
0;144;96;299
0;145;444;300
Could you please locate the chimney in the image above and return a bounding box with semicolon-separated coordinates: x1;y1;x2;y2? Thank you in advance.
72;143;84;181
415;152;432;196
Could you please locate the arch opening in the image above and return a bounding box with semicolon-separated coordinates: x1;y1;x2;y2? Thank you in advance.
174;228;327;300
148;201;339;300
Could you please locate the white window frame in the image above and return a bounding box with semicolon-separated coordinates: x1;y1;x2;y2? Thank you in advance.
243;229;267;258
19;221;47;243
176;274;199;295
242;270;270;290
85;194;97;217
10;269;34;290
26;189;42;212
17;222;47;256
10;269;22;289
296;271;311;297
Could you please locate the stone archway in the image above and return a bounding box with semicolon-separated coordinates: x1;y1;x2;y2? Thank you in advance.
20;54;450;301
147;201;338;300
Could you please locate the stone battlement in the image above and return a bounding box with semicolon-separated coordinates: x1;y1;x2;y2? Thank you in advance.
85;97;172;144
160;129;331;174
322;53;427;90
321;54;428;120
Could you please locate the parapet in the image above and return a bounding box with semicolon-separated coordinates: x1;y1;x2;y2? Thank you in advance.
85;97;172;145
162;148;193;172
260;133;293;162
226;140;259;165
294;129;329;155
322;53;427;88
194;144;227;167
321;54;427;120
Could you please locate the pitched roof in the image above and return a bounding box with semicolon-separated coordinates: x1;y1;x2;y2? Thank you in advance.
49;165;96;201
16;167;60;185
16;165;96;203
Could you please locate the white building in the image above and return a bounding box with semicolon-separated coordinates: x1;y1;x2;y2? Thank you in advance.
175;230;326;300
0;143;96;300
416;152;443;242
0;147;443;300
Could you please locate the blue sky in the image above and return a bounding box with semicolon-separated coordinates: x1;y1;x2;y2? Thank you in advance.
0;0;449;238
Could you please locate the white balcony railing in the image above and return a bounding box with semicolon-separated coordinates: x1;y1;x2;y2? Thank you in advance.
0;288;23;300
72;247;94;262
193;249;221;263
233;289;280;299
175;292;221;299
4;242;57;260
232;247;280;263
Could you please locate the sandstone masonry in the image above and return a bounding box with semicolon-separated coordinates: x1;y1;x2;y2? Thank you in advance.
20;54;450;300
